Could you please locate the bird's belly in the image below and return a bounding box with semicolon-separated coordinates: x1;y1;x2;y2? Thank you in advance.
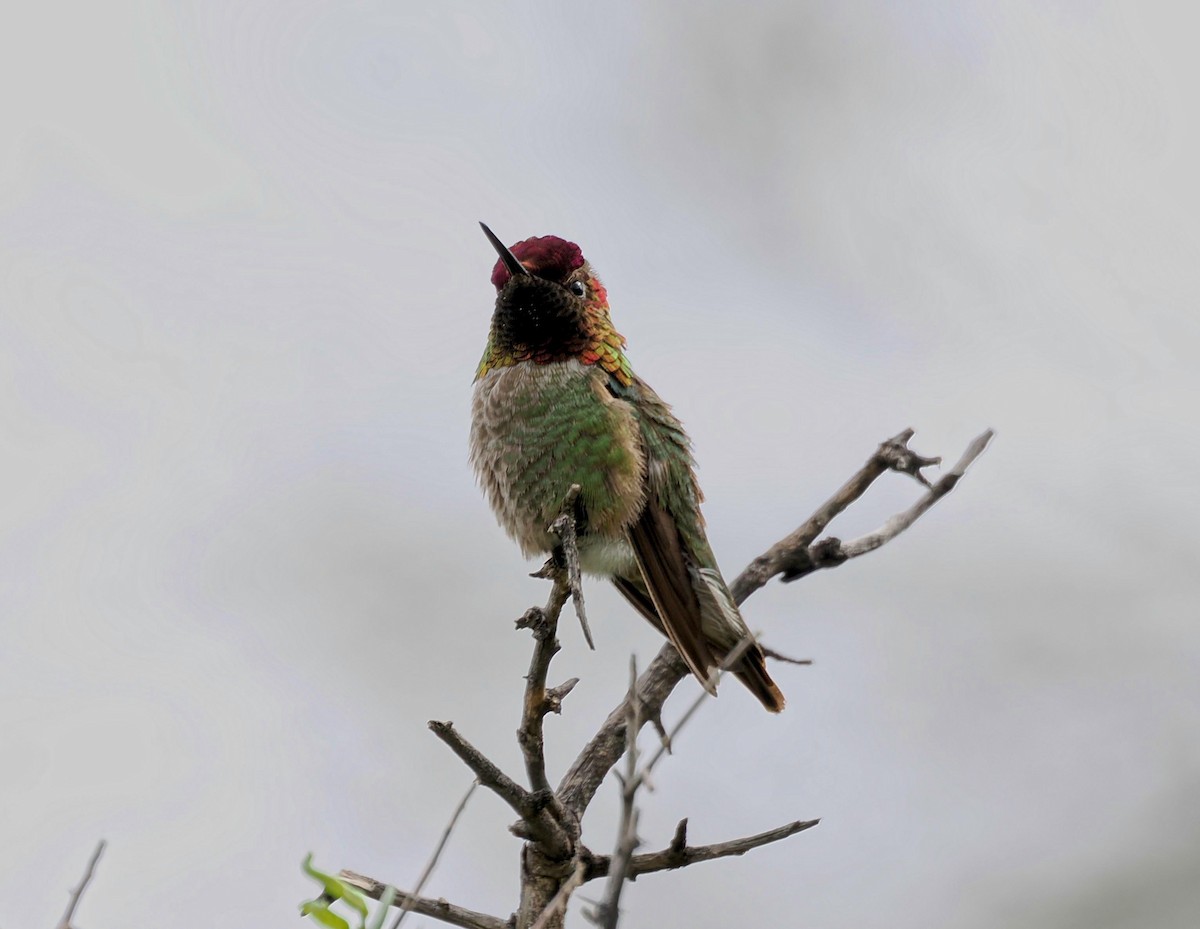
578;535;637;578
470;361;645;559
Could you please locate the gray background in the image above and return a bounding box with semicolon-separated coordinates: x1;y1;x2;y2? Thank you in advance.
2;2;1197;927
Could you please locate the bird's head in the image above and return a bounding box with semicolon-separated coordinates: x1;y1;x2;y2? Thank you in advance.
478;223;627;383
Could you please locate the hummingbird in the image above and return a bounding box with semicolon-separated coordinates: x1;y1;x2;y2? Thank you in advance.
470;223;784;712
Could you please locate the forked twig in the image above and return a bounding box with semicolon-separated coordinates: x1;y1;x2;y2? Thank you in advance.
585;817;821;880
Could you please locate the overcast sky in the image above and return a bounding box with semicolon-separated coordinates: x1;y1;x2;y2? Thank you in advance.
2;2;1198;928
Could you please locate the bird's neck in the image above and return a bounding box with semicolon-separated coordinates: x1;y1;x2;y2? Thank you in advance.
476;298;633;387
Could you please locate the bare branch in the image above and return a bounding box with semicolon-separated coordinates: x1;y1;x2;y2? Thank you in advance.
731;428;986;598
340;870;510;929
56;840;105;929
498;486;600;929
389;779;479;929
428;721;570;857
727;427;916;602
558;428;993;819
834;428;995;562
517;598;567;798
585;818;820;881
429;720;533;815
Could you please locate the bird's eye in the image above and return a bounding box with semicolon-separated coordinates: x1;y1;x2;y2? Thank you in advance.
568;280;587;297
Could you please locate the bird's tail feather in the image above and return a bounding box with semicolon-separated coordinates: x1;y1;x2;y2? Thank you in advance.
732;646;786;713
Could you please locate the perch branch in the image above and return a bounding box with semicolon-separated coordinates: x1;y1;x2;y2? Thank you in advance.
340;871;509;929
558;428;992;818
518;487;588;801
584;817;820;881
55;840;105;929
508;484;595;923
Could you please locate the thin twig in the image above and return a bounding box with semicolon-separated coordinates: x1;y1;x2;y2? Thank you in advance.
584;818;820;881
389;779;479;929
340;871;510;929
56;840;105;929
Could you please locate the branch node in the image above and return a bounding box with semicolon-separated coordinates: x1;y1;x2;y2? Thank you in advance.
781;535;847;580
545;678;580;714
516;606;553;641
878;430;940;486
510;820;534;841
528;788;555;814
669;818;688;856
530;559;557;580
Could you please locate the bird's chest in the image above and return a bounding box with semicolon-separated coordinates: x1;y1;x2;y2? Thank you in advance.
470;361;646;555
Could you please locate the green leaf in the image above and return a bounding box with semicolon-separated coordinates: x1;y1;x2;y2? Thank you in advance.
301;854;369;923
302;855;369;916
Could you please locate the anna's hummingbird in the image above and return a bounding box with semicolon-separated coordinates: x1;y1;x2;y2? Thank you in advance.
470;224;784;712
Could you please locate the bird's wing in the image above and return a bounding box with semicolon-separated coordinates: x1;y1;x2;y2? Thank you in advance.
626;499;718;691
614;375;718;692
